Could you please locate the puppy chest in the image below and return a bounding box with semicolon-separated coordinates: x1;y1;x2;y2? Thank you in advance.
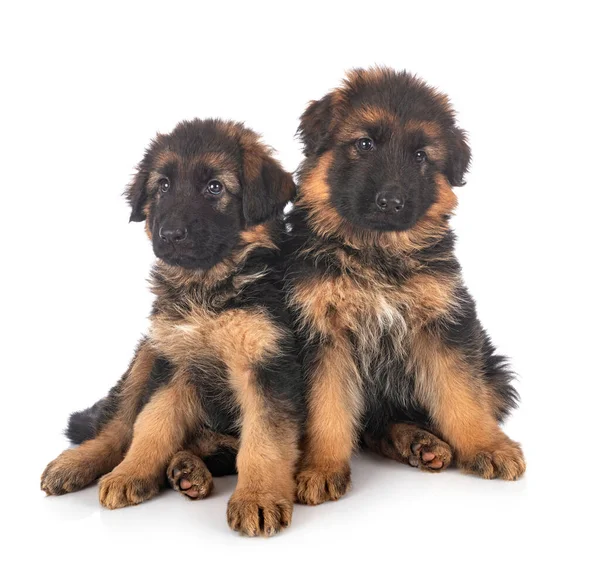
149;307;281;373
292;276;407;340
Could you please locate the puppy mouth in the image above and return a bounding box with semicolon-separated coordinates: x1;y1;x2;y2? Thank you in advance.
360;211;418;232
341;200;418;232
154;247;218;270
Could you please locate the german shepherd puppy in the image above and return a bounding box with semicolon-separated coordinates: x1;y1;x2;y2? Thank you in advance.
284;68;525;505
41;119;303;536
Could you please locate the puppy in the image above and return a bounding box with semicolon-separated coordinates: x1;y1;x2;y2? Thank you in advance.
284;67;525;505
41;119;303;536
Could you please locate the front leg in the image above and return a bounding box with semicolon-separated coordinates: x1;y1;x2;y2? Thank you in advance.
226;363;301;537
99;373;198;509
296;341;361;505
410;329;525;480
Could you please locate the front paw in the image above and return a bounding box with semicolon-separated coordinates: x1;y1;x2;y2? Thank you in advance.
98;470;160;509
227;488;293;537
460;439;526;480
41;452;99;495
295;463;351;505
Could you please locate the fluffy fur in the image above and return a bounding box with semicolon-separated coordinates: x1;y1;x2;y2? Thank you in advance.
283;68;525;505
41;119;303;537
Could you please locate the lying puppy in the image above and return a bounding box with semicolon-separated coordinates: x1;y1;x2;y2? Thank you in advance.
284;67;525;505
41;119;303;536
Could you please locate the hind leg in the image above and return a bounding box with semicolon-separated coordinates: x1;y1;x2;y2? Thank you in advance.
411;332;525;480
363;423;452;472
41;419;129;495
41;340;156;495
99;376;197;509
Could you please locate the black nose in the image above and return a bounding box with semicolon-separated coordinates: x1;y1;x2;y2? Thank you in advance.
159;225;188;243
376;190;404;213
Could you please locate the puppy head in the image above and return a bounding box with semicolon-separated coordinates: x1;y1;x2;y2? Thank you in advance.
297;67;471;236
125;119;295;270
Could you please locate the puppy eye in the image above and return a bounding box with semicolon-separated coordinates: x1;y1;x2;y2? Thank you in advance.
414;150;427;163
356;137;374;151
159;177;170;192
206;179;223;195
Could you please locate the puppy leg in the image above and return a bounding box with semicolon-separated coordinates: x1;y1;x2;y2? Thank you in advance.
41;419;129;495
226;370;300;537
296;342;360;505
41;341;156;495
363;423;453;472
99;375;198;509
411;331;525;480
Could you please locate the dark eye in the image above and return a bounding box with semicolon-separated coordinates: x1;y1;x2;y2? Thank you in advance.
356;137;374;151
159;177;170;192
206;179;223;195
415;150;427;163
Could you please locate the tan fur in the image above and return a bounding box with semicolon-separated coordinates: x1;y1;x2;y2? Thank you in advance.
119;340;158;425
227;368;299;536
409;330;525;479
41;341;157;496
337;105;398;141
193;151;237;175
41;418;129;495
290;262;458;345
98;374;199;509
295;340;359;505
150;306;281;373
154;150;181;168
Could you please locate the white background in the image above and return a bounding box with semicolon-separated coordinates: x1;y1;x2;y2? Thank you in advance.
2;1;598;563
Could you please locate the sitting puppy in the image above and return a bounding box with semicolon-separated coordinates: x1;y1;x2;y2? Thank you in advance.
41;119;303;537
284;68;526;505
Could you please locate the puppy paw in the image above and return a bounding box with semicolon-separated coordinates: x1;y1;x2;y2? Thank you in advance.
167;451;213;500
296;464;351;505
460;439;526;480
98;470;160;509
408;431;453;472
227;488;293;537
41;452;99;495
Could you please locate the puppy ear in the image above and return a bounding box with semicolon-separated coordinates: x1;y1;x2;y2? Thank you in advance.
444;127;472;187
242;152;296;226
297;93;336;156
125;156;151;222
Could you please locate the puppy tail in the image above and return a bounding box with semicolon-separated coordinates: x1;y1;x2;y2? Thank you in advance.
65;398;110;444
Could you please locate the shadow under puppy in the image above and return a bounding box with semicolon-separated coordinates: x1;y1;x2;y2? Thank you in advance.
284;67;525;505
41;118;303;537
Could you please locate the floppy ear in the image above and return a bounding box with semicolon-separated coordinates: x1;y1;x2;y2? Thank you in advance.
125;156;151;222
242;153;296;226
297;92;336;156
444;127;472;187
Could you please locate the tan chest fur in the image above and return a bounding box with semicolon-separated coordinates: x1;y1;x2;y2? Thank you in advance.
149;306;282;379
291;269;458;346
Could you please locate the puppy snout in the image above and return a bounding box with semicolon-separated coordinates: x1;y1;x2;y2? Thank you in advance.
375;189;404;213
159;225;188;244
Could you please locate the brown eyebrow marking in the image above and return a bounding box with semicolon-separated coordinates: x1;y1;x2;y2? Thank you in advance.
405;120;447;161
338;105;399;140
192;151;237;171
405;119;442;138
154;151;181;169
